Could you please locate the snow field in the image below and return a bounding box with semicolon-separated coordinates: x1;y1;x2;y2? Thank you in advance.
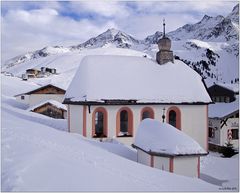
1;75;219;192
1;104;218;191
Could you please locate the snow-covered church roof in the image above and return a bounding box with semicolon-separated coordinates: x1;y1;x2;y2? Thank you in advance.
64;55;212;104
133;119;207;156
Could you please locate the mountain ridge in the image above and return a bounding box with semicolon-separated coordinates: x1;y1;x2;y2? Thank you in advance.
2;4;239;86
3;4;238;67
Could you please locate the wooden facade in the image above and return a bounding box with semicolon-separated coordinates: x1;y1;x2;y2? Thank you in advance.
25;84;66;95
31;103;66;119
26;68;40;75
208;84;235;103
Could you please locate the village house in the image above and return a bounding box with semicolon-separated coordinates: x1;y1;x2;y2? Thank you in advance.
24;68;40;79
132;119;207;178
28;99;67;119
208;83;239;103
22;67;57;80
208;99;239;152
207;82;239;152
15;84;66;107
63;22;212;150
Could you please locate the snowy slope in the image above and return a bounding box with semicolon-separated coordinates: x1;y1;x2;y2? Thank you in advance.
2;48;149;91
1;76;219;191
4;46;71;68
201;152;239;189
1;106;218;191
1;75;40;96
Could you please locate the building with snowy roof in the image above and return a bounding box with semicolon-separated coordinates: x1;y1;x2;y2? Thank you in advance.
132;119;207;178
208;83;239;103
208;98;239;151
15;84;66;107
63;24;212;150
63;55;211;148
28;99;67;119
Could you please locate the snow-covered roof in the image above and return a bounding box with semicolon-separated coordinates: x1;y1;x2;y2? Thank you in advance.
64;55;211;104
134;119;207;156
216;83;239;93
28;99;67;111
15;84;66;96
208;99;239;118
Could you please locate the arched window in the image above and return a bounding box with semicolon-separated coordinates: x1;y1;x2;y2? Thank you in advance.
169;110;177;127
116;107;133;137
95;112;104;136
141;107;154;120
167;106;181;130
92;107;108;137
120;110;128;133
142;111;150;120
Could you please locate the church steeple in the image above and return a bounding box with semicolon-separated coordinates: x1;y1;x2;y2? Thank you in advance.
163;18;166;37
156;19;174;65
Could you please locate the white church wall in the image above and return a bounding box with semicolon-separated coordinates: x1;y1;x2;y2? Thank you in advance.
69;104;208;150
115;137;134;146
154;104;208;151
173;156;199;178
106;106;117;137
180;105;208;151
69;105;83;134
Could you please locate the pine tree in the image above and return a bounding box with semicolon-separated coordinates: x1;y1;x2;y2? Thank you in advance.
222;141;237;158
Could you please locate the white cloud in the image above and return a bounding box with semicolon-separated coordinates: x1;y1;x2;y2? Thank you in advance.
132;1;236;17
1;1;237;63
6;8;58;24
117;13;199;39
1;1;62;12
1;8;118;63
68;1;129;18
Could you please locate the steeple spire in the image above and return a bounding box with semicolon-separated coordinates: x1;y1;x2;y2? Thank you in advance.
156;18;174;65
163;18;166;37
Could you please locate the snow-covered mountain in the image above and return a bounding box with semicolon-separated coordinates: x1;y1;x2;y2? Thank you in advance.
143;31;163;44
4;46;70;68
227;4;239;24
71;28;141;50
168;4;239;42
2;4;239;87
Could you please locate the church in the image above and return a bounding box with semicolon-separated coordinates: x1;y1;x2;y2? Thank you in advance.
63;22;212;151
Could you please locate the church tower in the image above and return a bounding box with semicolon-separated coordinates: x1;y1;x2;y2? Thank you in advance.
156;19;174;65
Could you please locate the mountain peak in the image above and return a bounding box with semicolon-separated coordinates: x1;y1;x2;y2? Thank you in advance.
70;28;140;50
232;4;239;13
227;4;239;23
201;15;212;22
144;31;163;44
106;28;120;36
102;28;121;38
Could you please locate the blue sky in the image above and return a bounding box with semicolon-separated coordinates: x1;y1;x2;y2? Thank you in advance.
1;1;238;62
